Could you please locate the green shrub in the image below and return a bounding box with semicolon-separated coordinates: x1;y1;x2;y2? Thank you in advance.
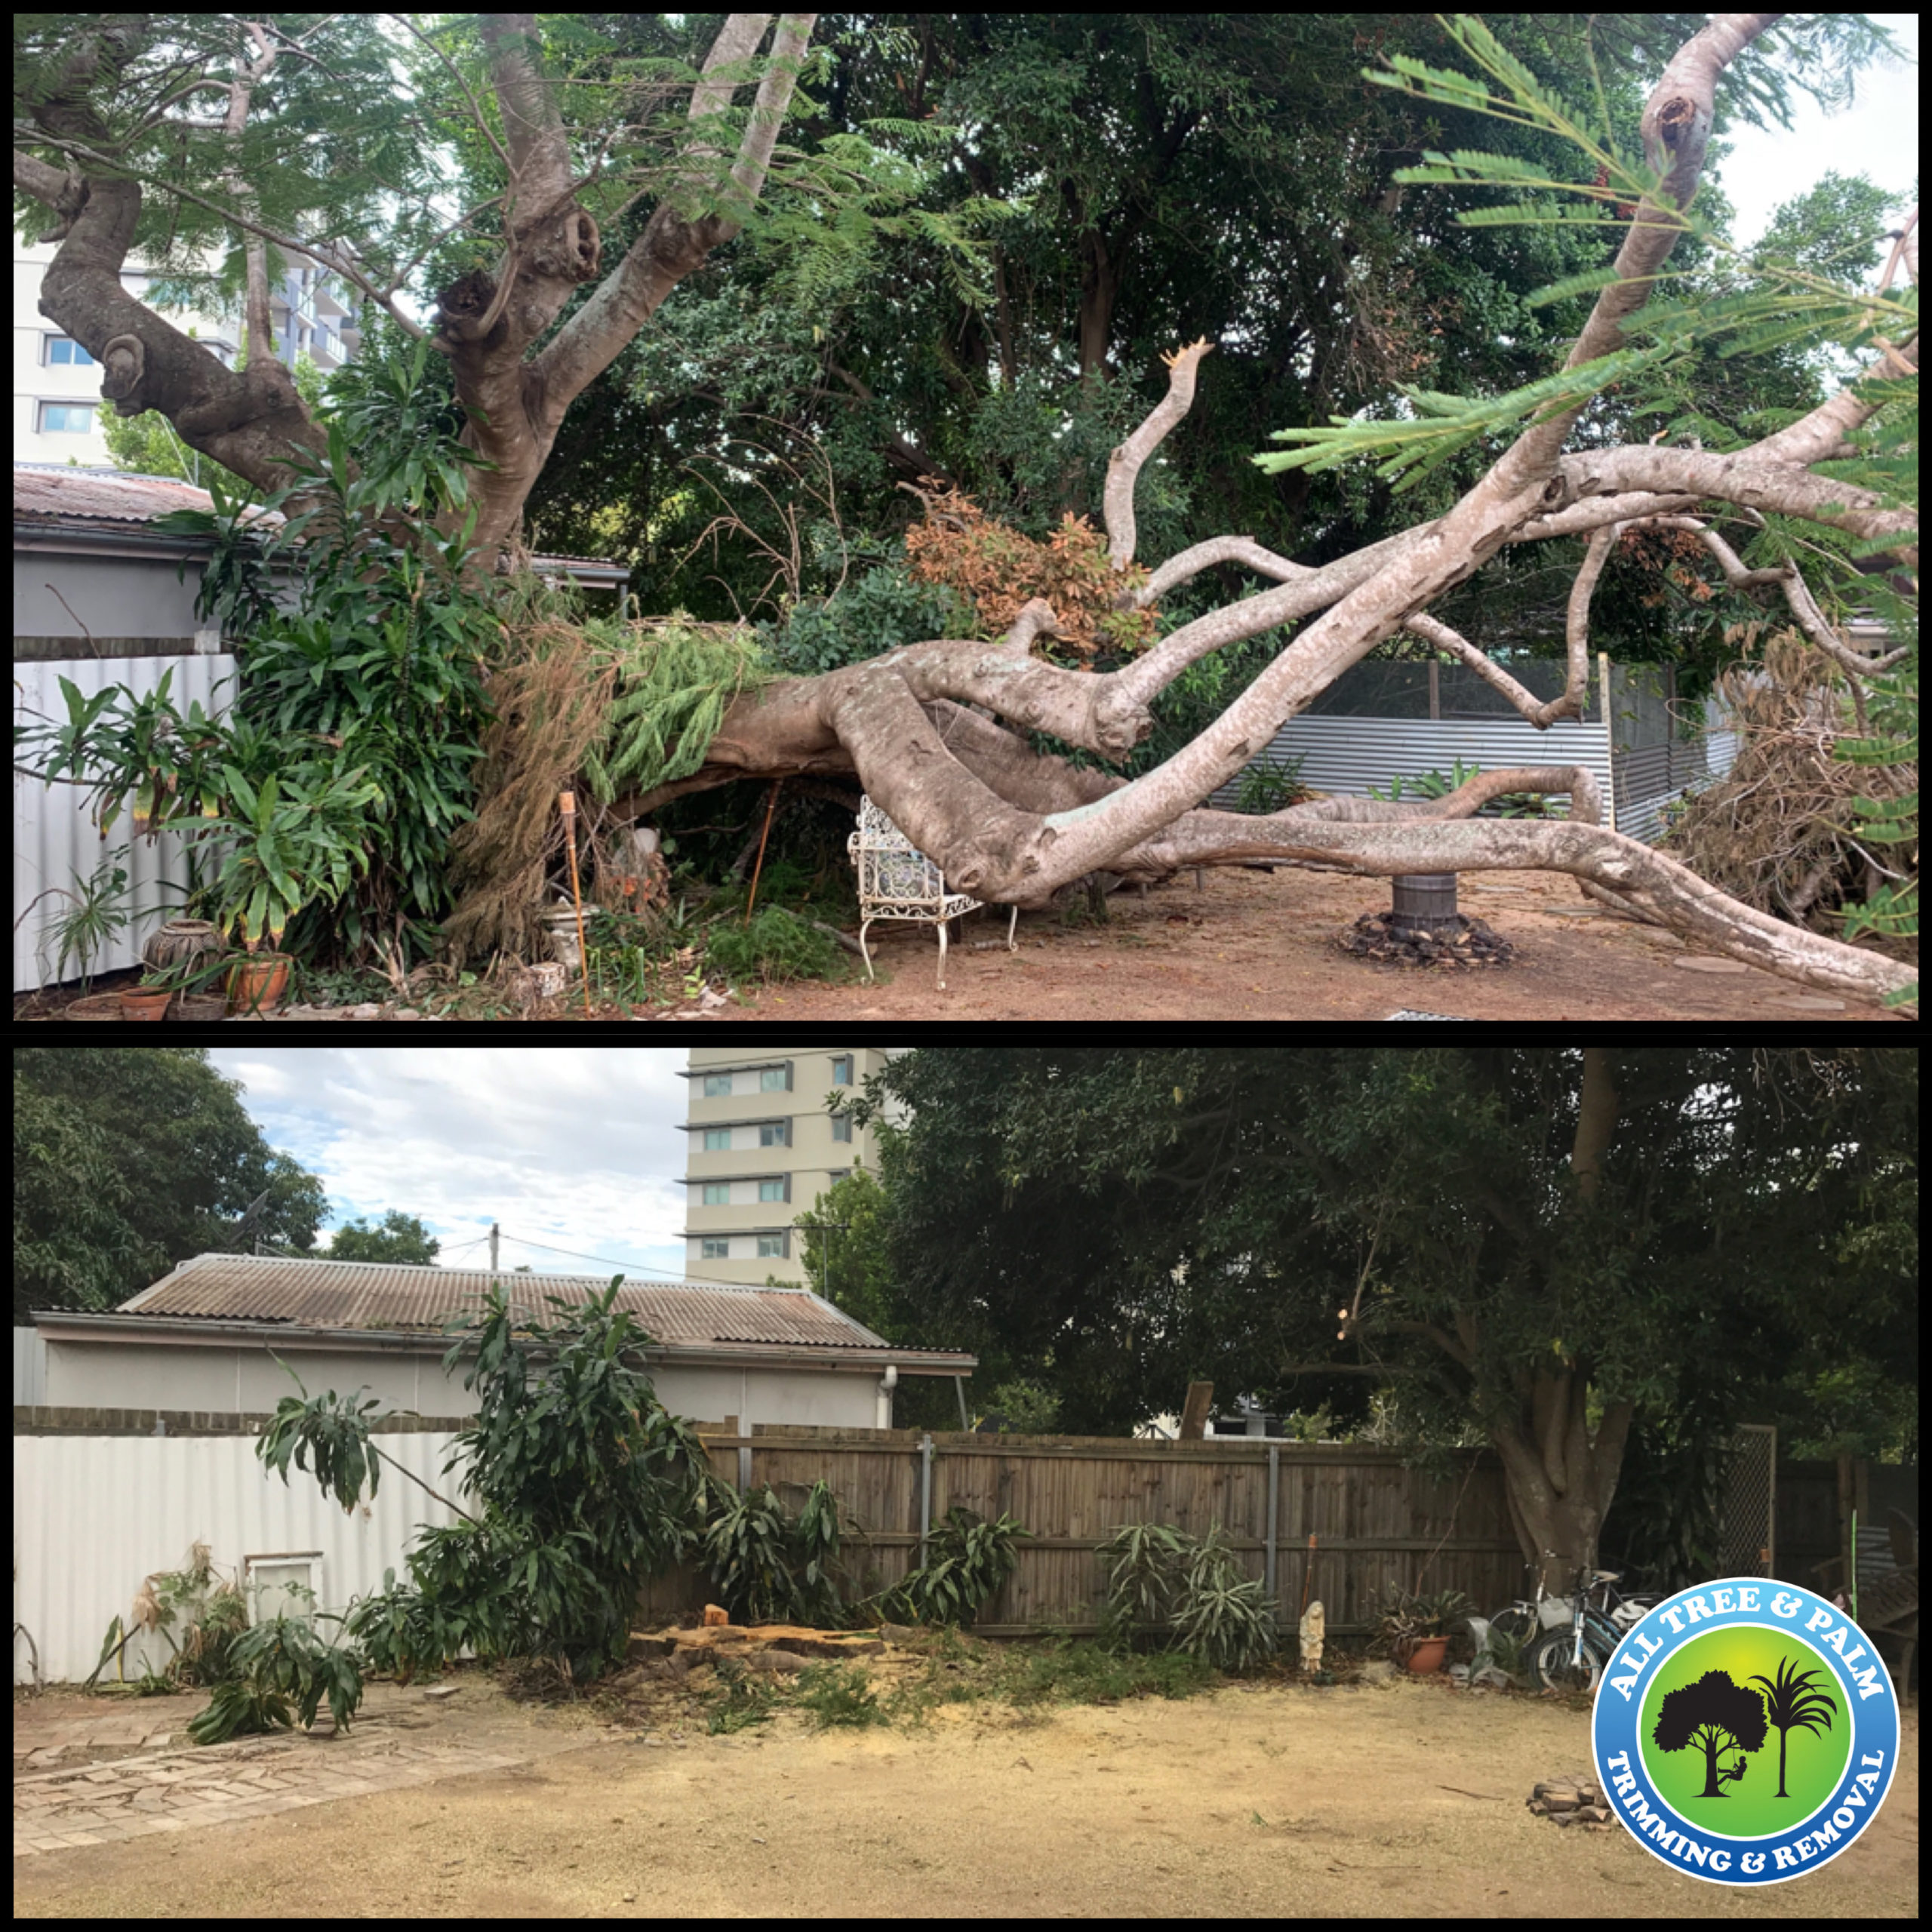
1096;1521;1278;1671
795;1661;885;1727
762;565;974;676
705;906;840;983
998;1637;1217;1706
708;1661;778;1734
185;1607;365;1745
879;1508;1027;1628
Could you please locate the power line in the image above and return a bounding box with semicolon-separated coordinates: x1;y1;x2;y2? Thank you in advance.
496;1229;758;1291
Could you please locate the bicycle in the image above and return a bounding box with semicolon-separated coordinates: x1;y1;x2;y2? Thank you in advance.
1528;1566;1658;1694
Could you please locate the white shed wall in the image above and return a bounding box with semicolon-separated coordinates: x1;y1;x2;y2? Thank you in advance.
12;1428;470;1684
41;1337;888;1430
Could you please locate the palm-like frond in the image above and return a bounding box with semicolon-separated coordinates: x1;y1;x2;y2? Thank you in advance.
1749;1653;1839;1734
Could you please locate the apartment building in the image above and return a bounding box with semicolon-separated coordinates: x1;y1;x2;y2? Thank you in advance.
14;237;360;465
680;1048;897;1285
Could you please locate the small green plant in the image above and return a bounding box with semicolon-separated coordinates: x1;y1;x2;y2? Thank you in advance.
1234;756;1308;814
707;1660;778;1734
1367;758;1546;816
998;1636;1219;1706
1469;1620;1527;1683
1374;1584;1475;1657
704;905;840;983
703;1484;806;1625
184;1605;365;1744
795;1660;885;1727
40;846;131;992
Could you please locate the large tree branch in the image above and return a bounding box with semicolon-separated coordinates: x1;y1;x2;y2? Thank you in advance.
1103;337;1211;568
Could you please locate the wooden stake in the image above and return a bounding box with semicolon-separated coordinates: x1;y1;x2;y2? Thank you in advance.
744;779;783;924
1300;1532;1318;1620
559;791;592;1020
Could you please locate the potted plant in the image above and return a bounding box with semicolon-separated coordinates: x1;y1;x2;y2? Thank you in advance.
226;944;293;1017
34;848;132;1015
1377;1587;1473;1675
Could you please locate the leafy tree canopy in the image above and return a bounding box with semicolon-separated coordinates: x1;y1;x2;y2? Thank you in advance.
326;1211;441;1266
13;1047;328;1321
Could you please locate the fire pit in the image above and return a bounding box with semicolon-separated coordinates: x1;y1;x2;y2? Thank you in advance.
1340;872;1518;968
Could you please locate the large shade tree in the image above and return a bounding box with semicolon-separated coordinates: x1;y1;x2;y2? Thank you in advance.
842;1046;1920;1595
15;12;1916;1003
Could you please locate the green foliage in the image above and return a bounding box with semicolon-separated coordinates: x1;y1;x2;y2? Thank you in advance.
761;566;975;676
1367;759;1549;815
703;906;840;985
39;846;131;991
879;1508;1028;1629
326;1211;441;1265
185;1607;365;1745
11;1048;327;1321
1233;758;1309;817
707;1660;778;1734
582;617;775;809
259;1366;385;1512
703;1484;808;1626
263;1275;715;1684
795;1660;885;1728
1098;1522;1278;1671
980;1378;1061;1435
997;1636;1218;1707
18;337;500;968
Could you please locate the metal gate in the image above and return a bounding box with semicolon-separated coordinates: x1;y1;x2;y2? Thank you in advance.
1719;1423;1777;1576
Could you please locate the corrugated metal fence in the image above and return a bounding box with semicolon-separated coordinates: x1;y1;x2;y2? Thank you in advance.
1211;653;1740;845
11;1411;470;1684
12;653;236;992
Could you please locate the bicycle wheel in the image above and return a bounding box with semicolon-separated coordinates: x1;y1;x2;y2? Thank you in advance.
1487;1604;1537;1647
1530;1623;1607;1694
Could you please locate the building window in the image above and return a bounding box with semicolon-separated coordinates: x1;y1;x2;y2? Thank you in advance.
46;337;97;366
756;1233;788;1259
700;1237;731;1260
758;1121;790;1148
39;402;95;433
703;1072;732;1097
760;1065;791;1091
831;1055;853;1084
758;1177;788;1202
701;1181;730;1205
829;1168;851;1183
832;1115;852;1144
703;1127;731;1152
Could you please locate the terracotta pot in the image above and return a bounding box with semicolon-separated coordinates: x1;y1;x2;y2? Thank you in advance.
142;918;221;976
120;986;174;1022
1400;1633;1450;1675
226;954;291;1016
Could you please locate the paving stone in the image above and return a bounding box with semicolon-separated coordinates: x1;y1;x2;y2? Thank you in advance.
23;1750;66;1770
32;1836;70;1853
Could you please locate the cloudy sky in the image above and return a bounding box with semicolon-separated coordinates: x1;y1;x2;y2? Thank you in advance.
208;1048;702;1281
1715;13;1917;245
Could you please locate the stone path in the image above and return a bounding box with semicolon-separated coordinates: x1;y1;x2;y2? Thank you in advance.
14;1716;577;1858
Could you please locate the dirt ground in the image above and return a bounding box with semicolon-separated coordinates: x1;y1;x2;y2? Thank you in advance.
717;866;1910;1024
15;1671;1917;1918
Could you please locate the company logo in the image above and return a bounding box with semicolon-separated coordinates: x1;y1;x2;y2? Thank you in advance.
1590;1578;1898;1884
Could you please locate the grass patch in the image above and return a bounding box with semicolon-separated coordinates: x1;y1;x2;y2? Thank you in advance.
995;1638;1220;1706
795;1661;886;1728
707;1662;778;1734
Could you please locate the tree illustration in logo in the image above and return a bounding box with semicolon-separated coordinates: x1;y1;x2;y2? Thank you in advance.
1651;1669;1770;1797
1747;1654;1839;1799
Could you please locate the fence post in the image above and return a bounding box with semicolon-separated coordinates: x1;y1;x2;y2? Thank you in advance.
1266;1444;1279;1604
919;1432;933;1566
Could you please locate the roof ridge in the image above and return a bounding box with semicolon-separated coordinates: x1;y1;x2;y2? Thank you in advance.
180;1252;823;1295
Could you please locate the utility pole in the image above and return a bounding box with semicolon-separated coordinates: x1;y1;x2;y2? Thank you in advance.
489;1222;500;1273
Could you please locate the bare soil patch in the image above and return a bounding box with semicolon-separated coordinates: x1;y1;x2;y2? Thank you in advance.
712;866;1909;1024
15;1672;1916;1918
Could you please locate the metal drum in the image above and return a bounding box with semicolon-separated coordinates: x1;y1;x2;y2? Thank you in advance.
1389;873;1460;932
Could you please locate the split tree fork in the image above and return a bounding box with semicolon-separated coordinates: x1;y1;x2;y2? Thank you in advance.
18;14;1915;1005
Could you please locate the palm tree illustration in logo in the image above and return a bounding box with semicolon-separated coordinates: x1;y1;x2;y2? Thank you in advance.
1747;1654;1839;1799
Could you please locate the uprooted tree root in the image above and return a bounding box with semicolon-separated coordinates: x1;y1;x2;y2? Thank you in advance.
1665;635;1918;953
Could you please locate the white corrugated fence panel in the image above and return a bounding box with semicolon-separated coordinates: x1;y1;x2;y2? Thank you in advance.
12;654;236;992
14;1327;48;1405
12;1429;470;1684
1211;715;1613;820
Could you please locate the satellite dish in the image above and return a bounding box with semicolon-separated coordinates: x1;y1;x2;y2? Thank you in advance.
224;1186;275;1250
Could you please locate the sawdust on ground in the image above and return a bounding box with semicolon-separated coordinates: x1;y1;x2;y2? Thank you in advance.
15;1673;1917;1918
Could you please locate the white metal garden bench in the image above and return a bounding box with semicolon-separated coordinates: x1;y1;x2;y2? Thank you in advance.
847;795;1017;989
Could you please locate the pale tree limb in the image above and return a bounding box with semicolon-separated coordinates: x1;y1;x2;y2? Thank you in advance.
1103;337;1212;568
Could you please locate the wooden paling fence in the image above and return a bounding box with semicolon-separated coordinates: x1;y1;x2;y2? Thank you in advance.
638;1424;1523;1636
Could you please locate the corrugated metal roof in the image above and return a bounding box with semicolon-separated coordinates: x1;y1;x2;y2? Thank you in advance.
14;465;263;527
118;1254;891;1350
